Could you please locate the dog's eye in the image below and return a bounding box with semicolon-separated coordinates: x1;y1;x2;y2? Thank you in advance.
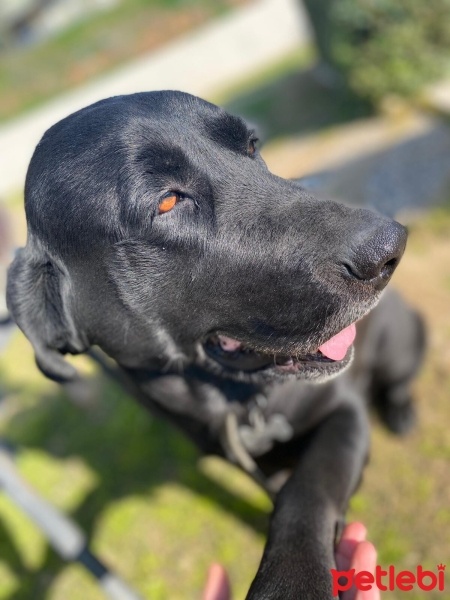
248;137;259;156
159;193;180;214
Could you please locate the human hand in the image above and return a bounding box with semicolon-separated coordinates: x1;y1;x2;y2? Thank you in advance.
335;522;380;600
203;563;231;600
202;522;379;600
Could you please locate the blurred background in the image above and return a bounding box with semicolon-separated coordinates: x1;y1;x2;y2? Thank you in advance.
0;0;449;598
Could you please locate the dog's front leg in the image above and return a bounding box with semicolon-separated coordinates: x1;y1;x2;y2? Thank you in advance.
247;398;370;600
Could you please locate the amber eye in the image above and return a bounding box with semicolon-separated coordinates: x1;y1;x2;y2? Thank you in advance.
159;193;179;214
248;137;258;156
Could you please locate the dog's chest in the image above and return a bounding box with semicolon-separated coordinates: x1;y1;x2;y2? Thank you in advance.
129;367;318;459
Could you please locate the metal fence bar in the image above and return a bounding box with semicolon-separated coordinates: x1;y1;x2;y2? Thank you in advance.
0;444;144;600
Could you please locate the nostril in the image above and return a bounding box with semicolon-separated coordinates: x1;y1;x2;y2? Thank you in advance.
380;256;399;280
342;217;407;290
344;253;401;285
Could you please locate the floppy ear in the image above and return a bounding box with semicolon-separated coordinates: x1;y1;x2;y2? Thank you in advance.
6;244;87;382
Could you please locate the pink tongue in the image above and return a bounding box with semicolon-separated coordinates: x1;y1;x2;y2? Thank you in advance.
318;323;356;361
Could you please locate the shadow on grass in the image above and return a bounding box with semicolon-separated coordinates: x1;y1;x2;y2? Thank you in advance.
0;368;269;599
225;65;372;143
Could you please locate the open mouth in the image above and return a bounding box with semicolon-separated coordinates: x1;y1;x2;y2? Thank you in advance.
202;323;357;377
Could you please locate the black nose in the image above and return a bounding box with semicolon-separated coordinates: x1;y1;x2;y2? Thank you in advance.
344;220;407;291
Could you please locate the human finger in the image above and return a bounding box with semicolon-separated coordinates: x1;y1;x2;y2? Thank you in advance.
202;563;231;600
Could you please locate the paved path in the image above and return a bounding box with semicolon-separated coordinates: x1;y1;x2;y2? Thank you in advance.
0;0;310;197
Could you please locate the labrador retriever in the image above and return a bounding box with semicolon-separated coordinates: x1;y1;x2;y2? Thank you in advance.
7;91;425;599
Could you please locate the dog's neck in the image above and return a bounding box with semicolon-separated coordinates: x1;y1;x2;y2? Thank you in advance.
118;362;296;464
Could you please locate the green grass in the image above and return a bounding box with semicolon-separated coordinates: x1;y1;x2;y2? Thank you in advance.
0;0;246;123
0;206;449;598
218;49;372;144
2;6;449;592
0;337;270;599
346;207;450;598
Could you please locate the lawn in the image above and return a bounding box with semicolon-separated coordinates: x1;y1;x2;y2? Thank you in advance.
0;25;449;594
0;0;248;123
0;327;271;599
0;196;449;599
351;207;450;598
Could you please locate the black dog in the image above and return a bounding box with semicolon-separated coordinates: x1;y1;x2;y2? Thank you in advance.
7;91;424;599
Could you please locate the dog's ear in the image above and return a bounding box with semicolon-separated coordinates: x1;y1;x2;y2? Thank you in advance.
6;245;87;382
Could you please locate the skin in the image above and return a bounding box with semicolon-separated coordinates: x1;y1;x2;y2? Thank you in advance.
203;522;379;600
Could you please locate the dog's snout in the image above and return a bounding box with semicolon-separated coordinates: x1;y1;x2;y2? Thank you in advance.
344;220;407;291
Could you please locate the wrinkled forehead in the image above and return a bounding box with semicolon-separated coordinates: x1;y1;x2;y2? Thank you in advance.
25;92;264;254
113;101;261;204
123;97;255;165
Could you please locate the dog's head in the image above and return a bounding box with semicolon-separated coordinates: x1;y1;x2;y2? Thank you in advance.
7;91;406;383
